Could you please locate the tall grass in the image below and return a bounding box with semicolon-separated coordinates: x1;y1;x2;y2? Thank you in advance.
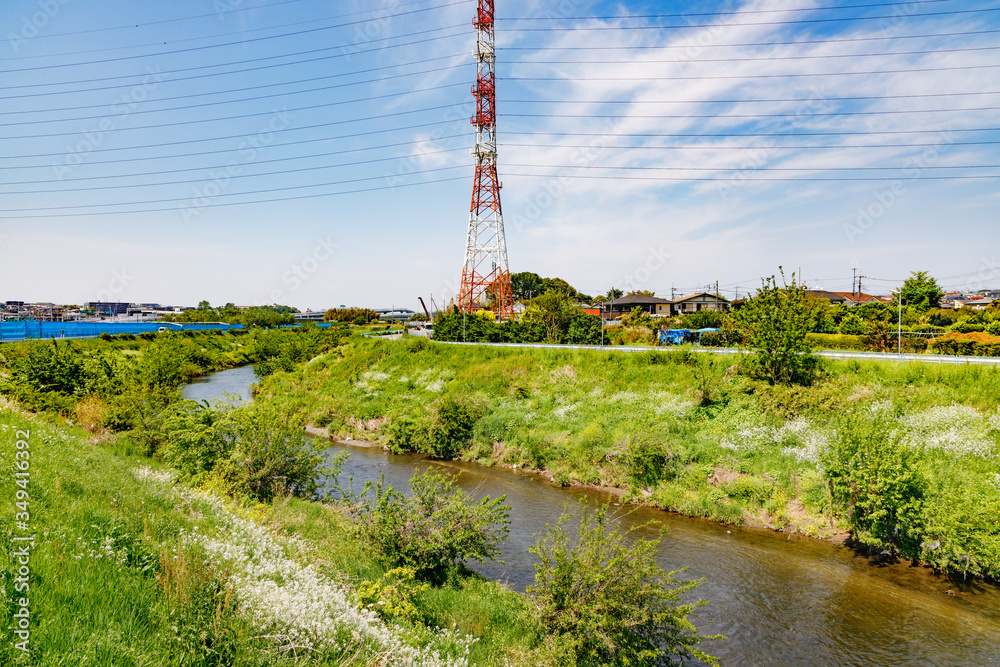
0;406;539;665
257;337;1000;576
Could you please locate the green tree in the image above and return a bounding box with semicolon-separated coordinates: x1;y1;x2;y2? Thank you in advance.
897;270;944;312
731;269;818;385
197;300;211;310
523;290;577;342
527;508;720;666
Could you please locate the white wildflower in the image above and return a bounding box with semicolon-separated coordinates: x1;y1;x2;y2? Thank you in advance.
902;405;996;460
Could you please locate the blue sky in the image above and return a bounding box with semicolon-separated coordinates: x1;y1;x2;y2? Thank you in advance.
2;0;998;310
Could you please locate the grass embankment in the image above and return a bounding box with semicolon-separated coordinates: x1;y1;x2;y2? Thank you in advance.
258;336;1000;579
0;405;534;666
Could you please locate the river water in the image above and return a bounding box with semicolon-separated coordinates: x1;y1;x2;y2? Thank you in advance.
190;368;1000;666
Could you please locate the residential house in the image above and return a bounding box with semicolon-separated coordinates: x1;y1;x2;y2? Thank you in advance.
599;294;673;319
670;293;730;316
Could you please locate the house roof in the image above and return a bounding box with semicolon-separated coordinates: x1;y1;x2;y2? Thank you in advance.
599;294;673;306
828;291;882;304
673;292;729;303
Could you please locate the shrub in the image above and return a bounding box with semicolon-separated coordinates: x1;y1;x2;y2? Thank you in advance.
731;269;818;385
527;508;720;666
353;568;428;624
425;398;483;458
209;404;331;501
823;411;926;555
349;469;510;584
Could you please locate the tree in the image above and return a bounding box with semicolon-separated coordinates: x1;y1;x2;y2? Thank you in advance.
197;300;211;310
898;270;944;313
523;290;577;342
527;508;720;666
731;268;817;385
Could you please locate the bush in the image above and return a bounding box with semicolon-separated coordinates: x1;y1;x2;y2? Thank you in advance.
823;411;926;555
209;404;331;501
527;508;720;666
732;270;818;385
349;469;510;584
353;567;428;624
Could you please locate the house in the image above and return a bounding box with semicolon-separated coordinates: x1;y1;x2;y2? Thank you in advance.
669;293;730;316
954;297;994;310
598;294;673;319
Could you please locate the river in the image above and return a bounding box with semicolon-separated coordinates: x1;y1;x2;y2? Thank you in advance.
190;367;1000;666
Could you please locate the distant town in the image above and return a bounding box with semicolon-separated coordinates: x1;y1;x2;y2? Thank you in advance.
3;285;997;324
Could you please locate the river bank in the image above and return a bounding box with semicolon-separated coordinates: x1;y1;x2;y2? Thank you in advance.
257;335;1000;579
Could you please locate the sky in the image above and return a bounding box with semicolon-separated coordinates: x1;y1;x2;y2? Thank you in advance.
1;0;998;311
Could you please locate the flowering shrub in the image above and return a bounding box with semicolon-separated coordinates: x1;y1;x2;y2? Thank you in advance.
131;466;474;665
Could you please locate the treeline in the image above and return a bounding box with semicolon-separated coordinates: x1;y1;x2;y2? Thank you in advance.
0;327;345;431
433;295;601;344
324;307;380;324
160;303;297;327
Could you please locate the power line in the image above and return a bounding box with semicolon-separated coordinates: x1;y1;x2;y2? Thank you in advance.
2;5;470;67
502;90;1000;104
0;21;468;72
0;101;464;140
0;175;471;219
2;64;470;119
501;63;1000;82
499;28;1000;50
2;30;471;93
503;171;1000;182
502;127;997;138
502;163;1000;172
515;46;1000;64
503;7;1000;31
501;140;1000;149
501;107;1000;120
0;132;467;169
4;53;468;102
1;148;468;193
21;0;462;41
500;0;953;20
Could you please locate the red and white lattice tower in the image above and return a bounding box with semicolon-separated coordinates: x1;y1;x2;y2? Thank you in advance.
458;0;513;320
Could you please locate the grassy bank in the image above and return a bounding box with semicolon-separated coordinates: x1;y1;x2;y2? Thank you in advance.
257;336;1000;579
0;403;537;665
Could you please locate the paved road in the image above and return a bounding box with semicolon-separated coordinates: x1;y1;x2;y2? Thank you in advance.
431;340;1000;365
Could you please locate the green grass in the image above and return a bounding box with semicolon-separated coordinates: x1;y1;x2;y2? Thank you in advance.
255;337;1000;577
0;403;540;665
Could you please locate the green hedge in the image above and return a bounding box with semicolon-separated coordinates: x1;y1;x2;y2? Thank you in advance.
805;333;865;350
932;339;1000;357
